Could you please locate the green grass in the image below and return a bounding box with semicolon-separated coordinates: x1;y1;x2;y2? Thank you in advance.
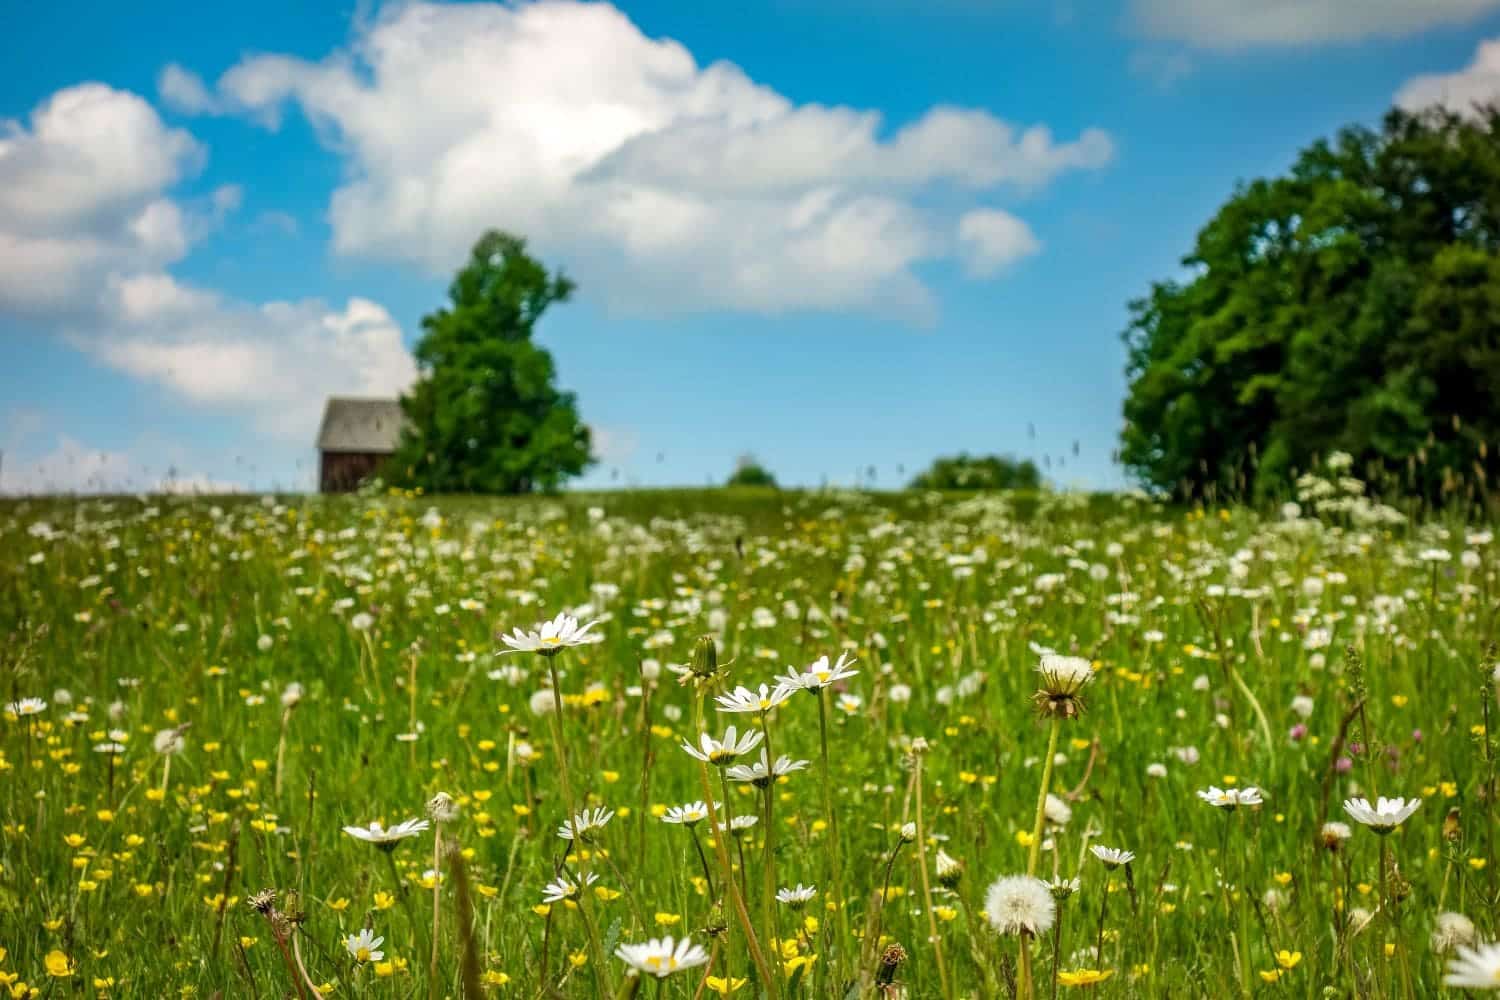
0;483;1496;998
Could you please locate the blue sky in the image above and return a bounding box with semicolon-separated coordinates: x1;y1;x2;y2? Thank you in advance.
4;0;1500;493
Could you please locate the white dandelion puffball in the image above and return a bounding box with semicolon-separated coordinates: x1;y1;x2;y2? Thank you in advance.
984;874;1055;936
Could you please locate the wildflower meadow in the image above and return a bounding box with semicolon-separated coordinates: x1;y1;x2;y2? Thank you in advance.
3;468;1498;997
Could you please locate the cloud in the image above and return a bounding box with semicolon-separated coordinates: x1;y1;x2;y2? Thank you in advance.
196;1;1110;319
0;82;417;448
74;274;416;440
1;432;248;495
956;209;1041;277
1131;0;1500;48
1129;48;1195;89
2;434;134;494
158;63;219;115
0;83;204;314
1396;39;1500;113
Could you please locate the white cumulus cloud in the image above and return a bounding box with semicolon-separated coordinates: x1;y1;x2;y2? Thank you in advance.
1396;39;1500;114
1;82;417;448
0;83;203;314
74;274;416;440
195;0;1111;320
957;209;1041;277
1131;0;1500;47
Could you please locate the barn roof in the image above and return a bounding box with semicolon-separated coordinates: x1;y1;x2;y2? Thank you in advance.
316;397;406;454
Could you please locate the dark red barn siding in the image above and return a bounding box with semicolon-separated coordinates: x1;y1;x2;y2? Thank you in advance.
319;451;389;493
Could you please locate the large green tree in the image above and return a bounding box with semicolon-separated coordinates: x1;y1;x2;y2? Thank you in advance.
1121;105;1500;502
391;231;592;493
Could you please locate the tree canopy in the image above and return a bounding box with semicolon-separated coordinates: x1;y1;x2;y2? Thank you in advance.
909;453;1041;491
726;455;777;488
1120;105;1500;503
391;231;592;493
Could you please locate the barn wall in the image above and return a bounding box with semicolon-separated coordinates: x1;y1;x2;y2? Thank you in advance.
319;452;389;493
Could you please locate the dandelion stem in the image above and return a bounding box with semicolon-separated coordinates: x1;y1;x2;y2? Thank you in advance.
430;819;442;1000
1027;717;1062;877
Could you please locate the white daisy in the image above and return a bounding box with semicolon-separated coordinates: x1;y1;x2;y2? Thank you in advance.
557;807;616;842
660;802;712;826
1090;845;1135;868
345;928;384;964
725;750;810;786
614;936;710;979
499;612;602;656
542;871;599;903
779;652;859;692
776;884;818;908
681;725;763;766
1197;786;1264;809
1444;941;1500;989
341;818;430;851
5;698;47;717
715;683;795;714
1343;796;1421;833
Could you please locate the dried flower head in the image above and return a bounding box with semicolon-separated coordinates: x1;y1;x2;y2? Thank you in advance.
1034;654;1094;719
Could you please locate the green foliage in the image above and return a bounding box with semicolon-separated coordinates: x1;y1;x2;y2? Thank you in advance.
391;231;592;493
726;455;777;488
909;452;1040;490
1121;105;1500;502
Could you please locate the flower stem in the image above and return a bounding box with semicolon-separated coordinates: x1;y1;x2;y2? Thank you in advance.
815;690;850;989
914;753;954;1000
545;653;609;994
1028;718;1062;877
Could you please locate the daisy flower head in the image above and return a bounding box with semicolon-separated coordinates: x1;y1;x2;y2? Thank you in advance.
1444;941;1500;989
342;818;430;852
1047;876;1081;901
725;750;810;787
1090;845;1135;869
542;871;599;903
681;725;763;767
720;814;759;836
6;697;47;718
783;652;858;692
776;884;818;909
715;683;794;714
558;806;616;842
499;612;601;657
345;928;384;964
661;802;712;826
1197;786;1265;810
1034;654;1093;719
984;874;1056;936
1343;796;1421;834
615;936;710;979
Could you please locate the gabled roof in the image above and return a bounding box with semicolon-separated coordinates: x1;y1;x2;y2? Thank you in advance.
316;397;407;454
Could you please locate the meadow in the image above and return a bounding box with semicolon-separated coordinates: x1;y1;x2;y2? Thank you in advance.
1;466;1497;998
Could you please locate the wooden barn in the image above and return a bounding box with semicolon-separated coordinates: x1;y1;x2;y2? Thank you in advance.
316;397;406;493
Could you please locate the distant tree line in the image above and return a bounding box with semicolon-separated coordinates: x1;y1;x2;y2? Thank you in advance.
908;453;1040;491
1121;106;1500;504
